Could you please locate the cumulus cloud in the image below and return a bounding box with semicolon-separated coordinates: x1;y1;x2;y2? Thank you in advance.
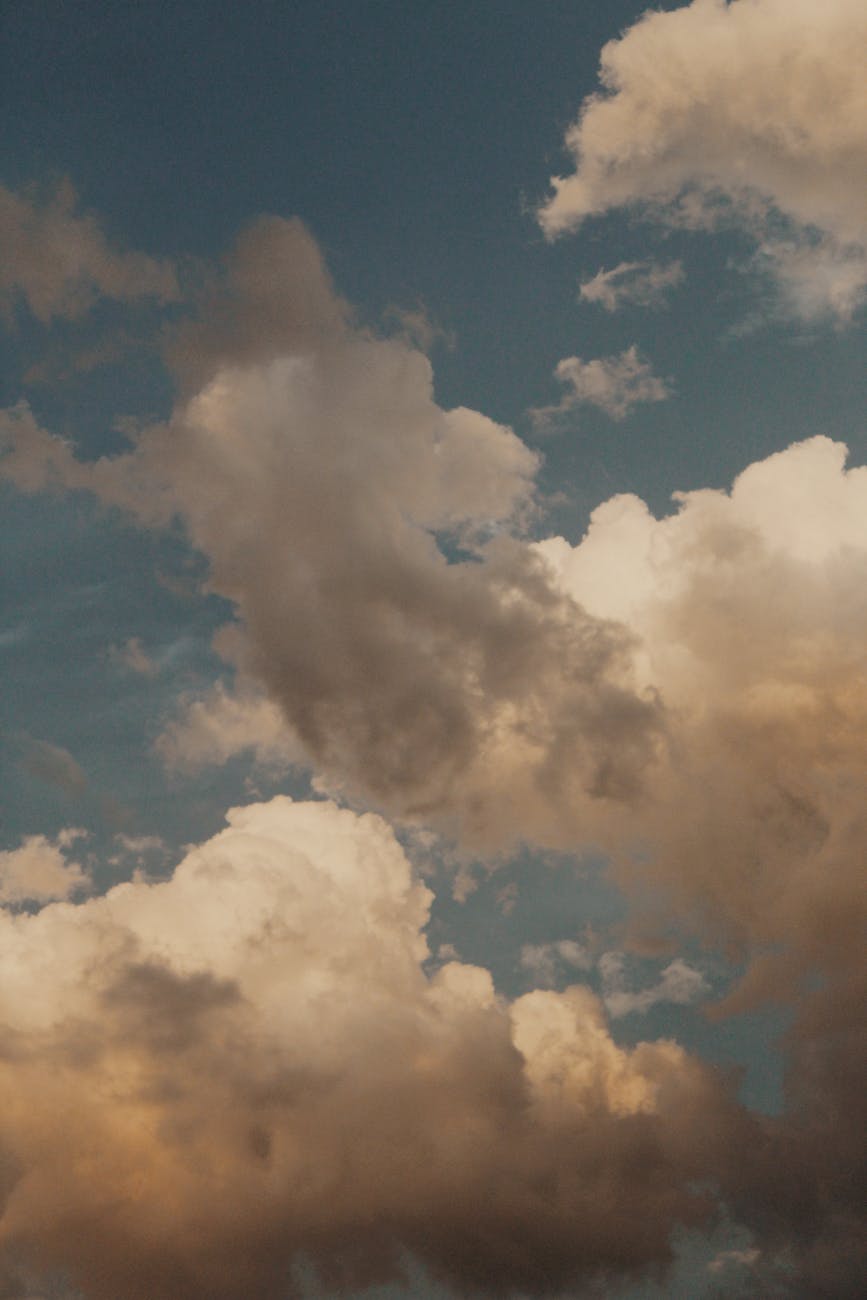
3;199;867;1290
540;0;867;320
579;260;684;311
532;346;671;425
537;435;867;972
0;179;178;324
0;218;663;850
536;435;867;1290
0;796;746;1299
0;831;89;905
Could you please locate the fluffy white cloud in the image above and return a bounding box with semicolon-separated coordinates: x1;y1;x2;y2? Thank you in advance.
0;796;742;1299
540;0;867;320
532;346;671;424
0;832;89;905
537;436;867;963
0;180;178;323
579;260;684;311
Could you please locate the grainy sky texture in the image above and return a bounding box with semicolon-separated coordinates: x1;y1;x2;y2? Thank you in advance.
1;2;866;1297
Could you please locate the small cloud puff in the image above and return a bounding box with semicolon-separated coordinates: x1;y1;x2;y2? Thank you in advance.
532;346;671;425
520;939;593;987
0;831;90;905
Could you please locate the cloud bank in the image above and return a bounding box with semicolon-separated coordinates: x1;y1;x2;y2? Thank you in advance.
0;796;746;1299
2;149;867;1291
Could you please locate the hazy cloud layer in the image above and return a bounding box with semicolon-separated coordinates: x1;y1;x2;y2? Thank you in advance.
540;0;867;319
0;797;746;1299
0;180;178;324
537;436;867;1293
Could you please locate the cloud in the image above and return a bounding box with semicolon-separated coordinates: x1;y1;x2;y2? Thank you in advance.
0;218;663;851
20;739;88;798
708;1246;760;1274
2;194;867;1290
0;796;746;1299
536;435;867;1289
109;637;157;677
539;0;867;320
520;940;593;987
579;260;684;311
0;832;90;905
0;180;178;324
532;346;671;425
154;680;303;772
599;953;709;1018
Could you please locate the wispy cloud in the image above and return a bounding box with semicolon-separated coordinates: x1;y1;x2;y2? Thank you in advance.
520;940;593;987
579;259;684;311
599;952;708;1018
20;738;88;797
0;179;178;324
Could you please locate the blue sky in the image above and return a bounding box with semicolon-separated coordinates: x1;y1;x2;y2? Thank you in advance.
1;2;866;1298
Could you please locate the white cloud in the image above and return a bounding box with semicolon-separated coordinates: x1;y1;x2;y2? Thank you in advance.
532;346;671;424
540;0;867;320
0;832;90;905
599;952;709;1018
520;940;593;987
536;435;867;997
579;260;684;311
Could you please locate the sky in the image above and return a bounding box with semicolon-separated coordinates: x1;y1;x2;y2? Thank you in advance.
0;1;866;1297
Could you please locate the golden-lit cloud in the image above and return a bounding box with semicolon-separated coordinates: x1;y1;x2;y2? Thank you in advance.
540;0;867;320
0;797;744;1299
